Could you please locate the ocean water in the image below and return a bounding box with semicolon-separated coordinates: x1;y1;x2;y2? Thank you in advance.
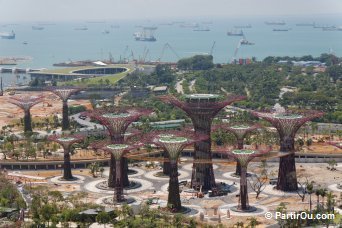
0;16;342;70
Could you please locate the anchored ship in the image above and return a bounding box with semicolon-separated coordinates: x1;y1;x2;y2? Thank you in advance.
193;27;210;31
32;26;44;30
273;28;289;31
134;27;157;42
234;24;252;29
227;30;244;36
265;21;286;25
0;30;15;39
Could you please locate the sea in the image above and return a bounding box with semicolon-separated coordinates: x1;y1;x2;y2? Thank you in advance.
0;16;342;87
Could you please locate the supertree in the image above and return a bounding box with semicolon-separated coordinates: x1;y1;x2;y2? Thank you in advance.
142;129;208;212
85;107;152;187
48;134;84;180
252;110;324;191
47;86;81;131
9;96;44;133
219;123;261;176
93;141;141;203
160;94;245;190
222;149;270;212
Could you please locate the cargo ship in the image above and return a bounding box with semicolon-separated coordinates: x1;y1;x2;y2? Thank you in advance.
273;28;289;31
265;21;286;25
32;26;44;30
134;27;157;42
193;27;210;31
0;31;15;39
234;24;252;29
227;30;244;36
295;23;315;26
74;26;88;30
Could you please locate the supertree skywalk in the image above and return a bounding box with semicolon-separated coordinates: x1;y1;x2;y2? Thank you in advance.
159;94;245;191
252;110;323;191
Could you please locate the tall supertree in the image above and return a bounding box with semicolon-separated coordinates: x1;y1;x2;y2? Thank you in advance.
48;134;84;180
160;94;245;190
9;96;44;132
219;123;261;176
85;107;152;187
48;87;81;131
94;141;141;203
142;129;208;212
222;149;269;212
252;110;324;191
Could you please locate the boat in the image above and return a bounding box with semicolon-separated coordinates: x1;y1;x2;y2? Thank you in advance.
102;30;110;34
265;21;286;25
234;24;252;29
180;23;199;28
240;39;254;45
134;27;157;42
295;23;315;26
273;28;289;31
133;32;156;41
193;27;210;31
74;26;88;30
0;30;15;39
23;41;28;45
322;26;337;31
32;26;44;30
227;30;244;36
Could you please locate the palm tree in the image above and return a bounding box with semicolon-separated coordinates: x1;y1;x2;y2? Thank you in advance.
306;182;314;212
326;191;336;213
315;188;321;208
321;188;328;208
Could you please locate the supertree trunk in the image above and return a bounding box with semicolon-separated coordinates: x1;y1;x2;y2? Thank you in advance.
121;157;129;187
63;148;73;180
191;138;216;190
24;109;32;132
277;154;297;191
108;154;116;188
168;160;181;211
163;150;171;175
108;136;129;188
235;139;244;176
277;137;298;191
114;159;124;202
239;166;249;210
62;100;70;130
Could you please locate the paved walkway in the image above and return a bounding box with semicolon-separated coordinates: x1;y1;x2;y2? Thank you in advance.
144;169;189;180
49;175;86;184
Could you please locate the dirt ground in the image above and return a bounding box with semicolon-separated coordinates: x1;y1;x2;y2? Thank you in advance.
0;91;92;128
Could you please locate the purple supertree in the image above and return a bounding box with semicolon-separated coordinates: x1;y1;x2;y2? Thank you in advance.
142;129;208;212
94;141;141;203
9;96;44;132
48;134;84;180
48;87;81;131
160;94;245;190
221;149;270;212
252;110;324;191
85;107;152;187
219;123;261;176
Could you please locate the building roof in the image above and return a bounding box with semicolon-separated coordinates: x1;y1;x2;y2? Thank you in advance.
153;86;168;92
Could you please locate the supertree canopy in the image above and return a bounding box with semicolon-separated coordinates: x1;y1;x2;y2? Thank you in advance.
95;142;141;203
219;123;261;176
48;86;81;131
159;94;245;190
48;134;84;180
216;148;269;212
85;107;152;188
9;96;44;132
252;110;324;191
142;129;208;212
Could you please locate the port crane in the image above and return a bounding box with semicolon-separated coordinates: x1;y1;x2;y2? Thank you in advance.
157;43;180;62
209;41;216;55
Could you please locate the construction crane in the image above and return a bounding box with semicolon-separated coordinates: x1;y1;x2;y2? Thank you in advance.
157;43;180;62
209;41;216;55
231;39;243;63
120;45;129;63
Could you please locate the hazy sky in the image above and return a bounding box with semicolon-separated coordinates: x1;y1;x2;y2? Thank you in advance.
0;0;341;22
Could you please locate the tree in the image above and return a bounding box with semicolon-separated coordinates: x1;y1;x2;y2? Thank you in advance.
327;159;337;171
96;211;111;228
248;173;268;199
306;181;314;212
